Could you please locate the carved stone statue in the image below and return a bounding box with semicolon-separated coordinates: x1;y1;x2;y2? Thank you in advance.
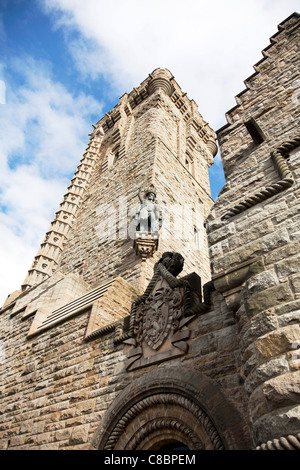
154;252;184;277
135;184;162;235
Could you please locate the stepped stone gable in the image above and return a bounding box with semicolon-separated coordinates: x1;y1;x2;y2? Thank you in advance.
207;12;300;449
0;13;299;451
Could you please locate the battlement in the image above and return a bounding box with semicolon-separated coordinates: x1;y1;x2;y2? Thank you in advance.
218;12;299;134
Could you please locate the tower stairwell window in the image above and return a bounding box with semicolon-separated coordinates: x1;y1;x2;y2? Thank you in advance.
194;226;201;250
113;150;119;165
185;152;194;176
244;117;265;145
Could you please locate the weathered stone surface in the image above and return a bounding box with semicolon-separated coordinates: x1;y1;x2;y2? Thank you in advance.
246;269;278;294
69;424;90;445
290;272;300;299
245;283;293;318
255;325;300;359
263;372;300;408
253;405;300;445
244;357;290;395
275;255;300;279
241;310;279;349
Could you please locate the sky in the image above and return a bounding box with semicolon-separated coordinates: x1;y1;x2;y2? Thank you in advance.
0;0;299;306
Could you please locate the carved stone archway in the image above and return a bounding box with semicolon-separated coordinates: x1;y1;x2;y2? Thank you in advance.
90;367;252;450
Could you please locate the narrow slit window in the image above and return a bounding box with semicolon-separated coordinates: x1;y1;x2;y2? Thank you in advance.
244;118;265;144
194;226;201;250
113;152;119;165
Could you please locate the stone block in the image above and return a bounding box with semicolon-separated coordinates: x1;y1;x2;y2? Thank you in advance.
246;269;278;294
290;272;300;298
230;219;274;251
275;255;300;279
69;424;90;445
54;428;72;442
208;222;235;245
263;372;300;409
241;310;279;348
245;282;293;317
253;405;300;445
244;357;289;395
248;385;268;423
0;439;9;450
255;325;300;359
264;240;300;266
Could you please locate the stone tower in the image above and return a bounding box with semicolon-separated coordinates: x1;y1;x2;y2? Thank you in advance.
3;67;217;341
20;68;217;296
0;14;299;452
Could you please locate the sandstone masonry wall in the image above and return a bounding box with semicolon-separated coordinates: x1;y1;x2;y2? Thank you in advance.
45;68;216;292
0;281;250;450
0;69;222;449
207;13;300;448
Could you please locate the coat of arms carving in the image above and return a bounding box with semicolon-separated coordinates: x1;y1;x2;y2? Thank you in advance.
136;283;183;351
124;252;207;371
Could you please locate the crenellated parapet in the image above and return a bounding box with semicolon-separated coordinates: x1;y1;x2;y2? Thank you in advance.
90;68;217;165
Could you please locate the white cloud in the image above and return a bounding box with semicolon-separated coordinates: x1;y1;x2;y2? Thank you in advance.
41;0;300;129
0;164;67;305
38;0;299;205
0;56;102;306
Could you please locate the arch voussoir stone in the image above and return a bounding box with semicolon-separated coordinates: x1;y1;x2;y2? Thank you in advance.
90;367;253;450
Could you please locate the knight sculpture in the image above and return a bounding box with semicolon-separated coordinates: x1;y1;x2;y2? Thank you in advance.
134;183;162;236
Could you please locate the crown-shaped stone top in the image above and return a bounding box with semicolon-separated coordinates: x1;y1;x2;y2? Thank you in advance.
147;68;175;97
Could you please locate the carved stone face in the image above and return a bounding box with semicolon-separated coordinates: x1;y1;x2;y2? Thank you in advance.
146;192;155;201
160;252;184;277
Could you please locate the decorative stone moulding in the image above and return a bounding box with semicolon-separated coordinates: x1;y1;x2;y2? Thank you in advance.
90;367;253;450
86;253;214;349
222;134;299;220
135;233;158;260
120;253;214;371
206;138;218;157
256;433;300;450
147;77;174;97
147;69;174;97
212;257;264;313
98;392;223;450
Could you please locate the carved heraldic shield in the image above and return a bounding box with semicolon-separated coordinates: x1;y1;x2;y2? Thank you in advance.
124;252;207;371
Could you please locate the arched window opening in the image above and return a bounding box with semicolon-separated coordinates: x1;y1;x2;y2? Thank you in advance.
159;441;190;451
185;151;194;176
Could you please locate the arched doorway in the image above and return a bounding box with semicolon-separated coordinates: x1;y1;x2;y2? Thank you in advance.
90;367;252;450
159;442;189;451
